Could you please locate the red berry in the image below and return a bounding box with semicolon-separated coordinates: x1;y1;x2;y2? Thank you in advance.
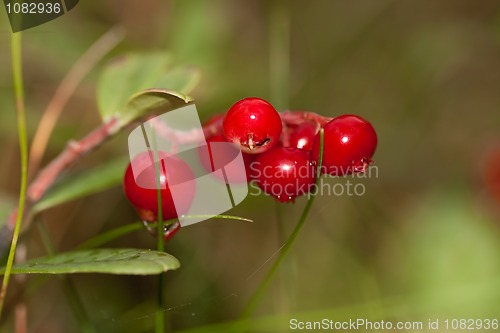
203;113;225;137
252;147;315;202
289;121;319;150
312;114;377;176
123;151;196;239
223;97;282;154
198;134;255;183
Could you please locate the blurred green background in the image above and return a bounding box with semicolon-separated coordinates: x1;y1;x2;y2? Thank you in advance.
1;0;500;332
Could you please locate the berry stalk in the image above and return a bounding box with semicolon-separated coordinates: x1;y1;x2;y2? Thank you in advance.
239;128;325;323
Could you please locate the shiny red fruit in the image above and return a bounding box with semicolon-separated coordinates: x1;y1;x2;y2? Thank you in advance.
223;97;282;154
289;121;319;150
312;114;377;176
252;147;315;202
123;151;196;239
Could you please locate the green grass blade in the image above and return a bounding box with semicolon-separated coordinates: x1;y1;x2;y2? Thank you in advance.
240;128;325;320
0;32;28;319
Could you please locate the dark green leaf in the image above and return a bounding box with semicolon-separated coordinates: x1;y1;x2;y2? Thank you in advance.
97;52;199;122
0;248;180;275
119;88;193;126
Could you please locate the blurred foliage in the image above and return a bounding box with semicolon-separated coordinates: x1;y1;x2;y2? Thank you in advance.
1;0;500;332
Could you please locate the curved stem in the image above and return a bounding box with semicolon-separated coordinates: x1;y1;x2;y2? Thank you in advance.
280;111;332;127
76;215;252;251
75;222;143;250
0;32;28;319
240;128;324;321
28;26;125;178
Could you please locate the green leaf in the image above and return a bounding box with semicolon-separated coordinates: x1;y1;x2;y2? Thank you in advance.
32;157;129;213
119;88;193;127
97;52;199;122
0;248;180;275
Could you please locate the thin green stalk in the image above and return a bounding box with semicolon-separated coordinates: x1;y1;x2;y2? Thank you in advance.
76;222;143;250
275;202;295;315
76;215;252;251
240;129;324;320
151;131;165;333
151;134;164;254
0;32;28;318
173;215;253;223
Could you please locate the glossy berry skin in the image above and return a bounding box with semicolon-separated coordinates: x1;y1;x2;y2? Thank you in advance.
312;114;377;176
289;121;319;150
223;97;282;154
123;151;195;239
252;147;315;202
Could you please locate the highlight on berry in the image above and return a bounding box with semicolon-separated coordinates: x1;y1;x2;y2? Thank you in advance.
123;96;378;228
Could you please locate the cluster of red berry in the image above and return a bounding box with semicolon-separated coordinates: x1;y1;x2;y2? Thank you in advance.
123;97;377;239
216;97;378;202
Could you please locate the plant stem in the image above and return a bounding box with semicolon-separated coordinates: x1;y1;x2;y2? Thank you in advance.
76;215;252;251
151;130;166;333
27;117;120;203
75;222;143;250
2;107;319;254
274;202;293;314
269;3;296;317
3;108;213;244
3;117;120;242
239;129;324;322
28;26;125;179
280;111;332;127
0;32;28;319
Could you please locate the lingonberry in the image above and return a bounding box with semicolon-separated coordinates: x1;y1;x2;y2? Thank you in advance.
198;134;255;183
203;113;225;137
223;97;282;154
311;114;377;176
252;146;315;202
123;151;196;239
289;121;319;150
